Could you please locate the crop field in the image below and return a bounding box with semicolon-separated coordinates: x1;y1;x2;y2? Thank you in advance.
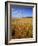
10;18;33;39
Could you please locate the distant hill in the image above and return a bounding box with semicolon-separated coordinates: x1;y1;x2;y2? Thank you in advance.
22;17;32;18
11;17;32;20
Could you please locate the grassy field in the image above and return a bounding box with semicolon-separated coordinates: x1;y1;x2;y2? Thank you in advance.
10;18;33;39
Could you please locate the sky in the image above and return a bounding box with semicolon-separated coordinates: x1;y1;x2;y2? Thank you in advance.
11;5;33;18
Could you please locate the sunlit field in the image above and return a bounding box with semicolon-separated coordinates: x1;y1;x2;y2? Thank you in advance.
10;18;33;39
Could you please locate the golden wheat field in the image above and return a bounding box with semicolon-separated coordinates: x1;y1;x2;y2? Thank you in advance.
10;18;33;39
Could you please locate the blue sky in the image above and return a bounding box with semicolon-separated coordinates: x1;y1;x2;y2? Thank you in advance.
11;5;33;18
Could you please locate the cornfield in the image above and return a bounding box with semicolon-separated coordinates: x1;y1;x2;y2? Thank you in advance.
10;18;33;39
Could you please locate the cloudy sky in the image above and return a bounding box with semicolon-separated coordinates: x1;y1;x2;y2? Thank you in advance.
11;5;33;18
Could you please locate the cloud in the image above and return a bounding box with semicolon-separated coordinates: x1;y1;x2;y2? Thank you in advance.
11;6;32;18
